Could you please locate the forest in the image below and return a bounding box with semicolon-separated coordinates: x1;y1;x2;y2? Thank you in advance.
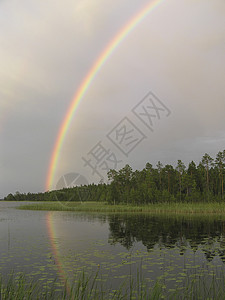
4;150;225;204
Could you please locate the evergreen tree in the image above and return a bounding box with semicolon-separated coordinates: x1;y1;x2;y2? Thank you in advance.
176;160;186;201
201;153;214;200
215;151;225;199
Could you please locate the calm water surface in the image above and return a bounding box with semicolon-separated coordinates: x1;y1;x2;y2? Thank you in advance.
1;201;225;292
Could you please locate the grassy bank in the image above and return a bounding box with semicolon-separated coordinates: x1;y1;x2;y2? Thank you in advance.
18;201;225;215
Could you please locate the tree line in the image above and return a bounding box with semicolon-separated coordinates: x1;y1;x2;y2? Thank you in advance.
4;150;225;204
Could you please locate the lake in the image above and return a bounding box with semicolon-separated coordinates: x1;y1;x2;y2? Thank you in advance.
1;201;225;297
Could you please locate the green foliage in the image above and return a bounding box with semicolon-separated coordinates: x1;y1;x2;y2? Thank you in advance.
2;268;225;300
5;150;225;205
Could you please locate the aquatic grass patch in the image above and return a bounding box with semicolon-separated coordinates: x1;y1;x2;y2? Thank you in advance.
18;201;225;215
0;273;38;300
2;269;225;299
38;240;225;299
0;270;163;300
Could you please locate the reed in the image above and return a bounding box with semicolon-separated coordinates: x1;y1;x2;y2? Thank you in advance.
1;269;225;299
19;201;225;215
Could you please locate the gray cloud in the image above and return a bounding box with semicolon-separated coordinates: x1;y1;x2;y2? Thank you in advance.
1;0;225;197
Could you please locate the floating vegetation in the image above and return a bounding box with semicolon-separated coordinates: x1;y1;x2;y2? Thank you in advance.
2;268;225;299
3;203;225;299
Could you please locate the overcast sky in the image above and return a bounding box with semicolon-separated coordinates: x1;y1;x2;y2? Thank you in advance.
1;0;225;198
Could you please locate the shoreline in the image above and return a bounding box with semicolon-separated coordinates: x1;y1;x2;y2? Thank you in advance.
17;201;225;215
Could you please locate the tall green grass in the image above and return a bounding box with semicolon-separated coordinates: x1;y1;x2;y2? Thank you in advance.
19;201;225;215
0;271;162;300
1;269;225;299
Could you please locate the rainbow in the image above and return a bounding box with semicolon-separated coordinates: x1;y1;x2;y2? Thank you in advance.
46;0;165;190
46;211;70;291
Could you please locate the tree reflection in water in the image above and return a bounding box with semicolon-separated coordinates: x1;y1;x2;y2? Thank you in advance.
107;214;225;262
